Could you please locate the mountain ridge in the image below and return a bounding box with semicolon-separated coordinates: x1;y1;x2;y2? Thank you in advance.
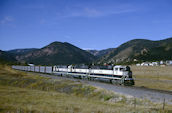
86;48;114;58
98;37;172;64
0;50;17;64
14;41;96;65
1;37;172;65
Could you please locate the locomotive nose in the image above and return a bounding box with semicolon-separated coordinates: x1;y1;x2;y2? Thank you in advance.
128;71;132;78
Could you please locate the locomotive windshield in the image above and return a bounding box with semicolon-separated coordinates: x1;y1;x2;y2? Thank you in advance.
118;66;130;71
120;68;125;71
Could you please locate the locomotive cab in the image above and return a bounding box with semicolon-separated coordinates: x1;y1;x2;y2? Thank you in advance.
113;65;129;75
113;65;134;85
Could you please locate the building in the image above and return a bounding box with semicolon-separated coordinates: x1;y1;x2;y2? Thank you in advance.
166;60;172;65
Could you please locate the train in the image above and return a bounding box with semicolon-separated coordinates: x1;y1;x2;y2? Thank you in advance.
12;65;135;86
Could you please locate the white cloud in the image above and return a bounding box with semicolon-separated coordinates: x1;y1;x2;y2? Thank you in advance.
56;8;103;18
0;16;13;24
56;4;136;18
64;35;72;39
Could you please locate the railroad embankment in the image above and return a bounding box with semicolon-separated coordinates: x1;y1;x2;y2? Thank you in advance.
0;65;172;113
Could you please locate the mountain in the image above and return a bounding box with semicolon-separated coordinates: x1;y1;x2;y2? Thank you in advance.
2;37;172;65
98;38;172;64
8;48;38;55
0;50;16;64
86;50;99;56
15;42;96;65
87;48;114;58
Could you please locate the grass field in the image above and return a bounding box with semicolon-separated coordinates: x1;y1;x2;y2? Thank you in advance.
131;66;172;91
0;65;172;113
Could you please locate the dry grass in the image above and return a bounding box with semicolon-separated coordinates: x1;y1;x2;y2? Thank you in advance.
0;85;139;113
0;65;172;113
131;66;172;91
1;85;172;113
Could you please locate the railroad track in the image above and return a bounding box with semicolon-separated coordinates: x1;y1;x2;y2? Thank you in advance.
31;72;172;104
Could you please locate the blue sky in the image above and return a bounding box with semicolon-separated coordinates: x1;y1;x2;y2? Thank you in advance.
0;0;172;50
